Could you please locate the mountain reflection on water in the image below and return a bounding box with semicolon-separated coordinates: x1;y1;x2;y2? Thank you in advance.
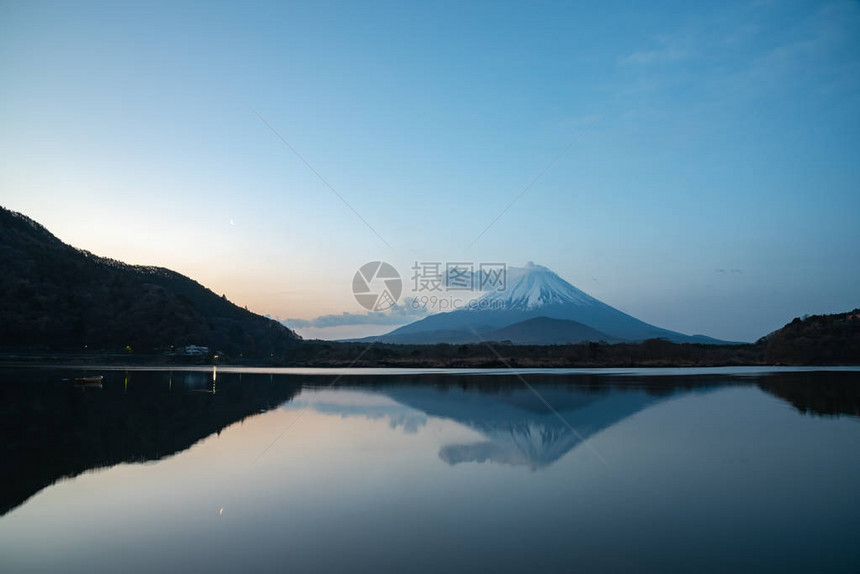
1;367;858;516
292;385;674;469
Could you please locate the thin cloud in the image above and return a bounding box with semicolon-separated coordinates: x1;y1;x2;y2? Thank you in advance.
618;35;693;67
284;299;428;328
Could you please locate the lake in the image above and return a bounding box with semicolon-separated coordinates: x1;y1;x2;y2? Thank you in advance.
1;366;859;573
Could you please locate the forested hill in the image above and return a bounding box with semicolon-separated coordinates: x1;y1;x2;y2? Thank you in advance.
761;309;860;365
0;206;299;358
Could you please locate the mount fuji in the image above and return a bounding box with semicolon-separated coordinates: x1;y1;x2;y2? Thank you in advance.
371;263;734;345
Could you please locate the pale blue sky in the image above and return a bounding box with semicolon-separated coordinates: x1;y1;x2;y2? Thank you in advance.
1;0;858;341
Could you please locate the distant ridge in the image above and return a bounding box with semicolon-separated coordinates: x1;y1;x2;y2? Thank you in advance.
481;317;622;345
0;206;300;357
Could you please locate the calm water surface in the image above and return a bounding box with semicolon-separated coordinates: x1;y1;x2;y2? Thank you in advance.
1;366;859;573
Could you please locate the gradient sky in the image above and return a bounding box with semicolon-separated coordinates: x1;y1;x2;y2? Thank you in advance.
1;0;858;342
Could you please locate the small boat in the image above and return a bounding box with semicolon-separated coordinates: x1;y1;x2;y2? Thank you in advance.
75;375;103;386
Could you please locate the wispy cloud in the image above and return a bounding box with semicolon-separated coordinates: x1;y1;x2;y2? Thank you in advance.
616;1;858;97
618;34;693;67
283;299;428;328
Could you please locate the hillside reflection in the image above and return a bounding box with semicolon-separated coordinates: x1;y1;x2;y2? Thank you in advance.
0;368;303;516
757;371;860;417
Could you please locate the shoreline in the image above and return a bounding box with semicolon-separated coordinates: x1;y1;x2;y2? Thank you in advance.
2;356;859;372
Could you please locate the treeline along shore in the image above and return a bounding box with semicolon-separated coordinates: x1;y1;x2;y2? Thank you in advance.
2;308;858;368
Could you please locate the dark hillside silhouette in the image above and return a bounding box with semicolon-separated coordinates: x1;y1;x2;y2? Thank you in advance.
0;207;299;358
761;310;860;365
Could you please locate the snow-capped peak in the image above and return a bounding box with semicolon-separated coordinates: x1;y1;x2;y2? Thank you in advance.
477;263;599;310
